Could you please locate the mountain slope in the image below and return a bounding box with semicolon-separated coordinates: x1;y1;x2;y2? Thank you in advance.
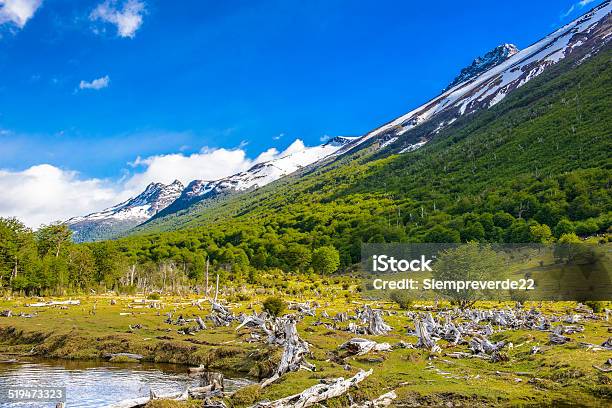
67;180;183;242
444;43;519;92
134;1;611;236
127;41;611;263
67;137;356;242
333;1;611;156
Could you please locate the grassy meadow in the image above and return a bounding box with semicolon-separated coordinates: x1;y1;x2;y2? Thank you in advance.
0;278;611;407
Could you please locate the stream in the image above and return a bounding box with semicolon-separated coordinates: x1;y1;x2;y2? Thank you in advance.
0;358;250;407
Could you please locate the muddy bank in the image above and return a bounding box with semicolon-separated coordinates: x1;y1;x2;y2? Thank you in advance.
0;326;275;378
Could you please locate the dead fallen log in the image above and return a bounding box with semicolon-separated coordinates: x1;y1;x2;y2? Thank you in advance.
593;358;612;373
447;351;490;360
468;335;506;355
288;301;317;316
236;313;267;331
0;310;12;317
350;391;397;408
209;300;235;326
252;369;373;408
549;326;571;345
579;337;612;351
393;340;415;349
340;338;392;355
593;365;612;373
104;353;144;361
236;312;286;345
27;299;80;307
104;388;189;408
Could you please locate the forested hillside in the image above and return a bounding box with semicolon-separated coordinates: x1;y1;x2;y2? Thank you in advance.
1;48;610;294
133;48;612;259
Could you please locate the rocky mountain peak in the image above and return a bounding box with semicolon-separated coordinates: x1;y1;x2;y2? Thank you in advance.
444;43;519;91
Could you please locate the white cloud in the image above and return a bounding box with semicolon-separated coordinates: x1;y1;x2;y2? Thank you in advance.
0;164;121;228
124;141;305;193
561;0;595;18
79;75;110;90
0;139;312;228
0;0;42;28
90;0;145;38
125;148;256;193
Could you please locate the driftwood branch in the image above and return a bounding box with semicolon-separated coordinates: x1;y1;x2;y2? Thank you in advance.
252;369;373;408
105;388;189;408
340;338;392;355
350;391;397;408
27;299;80;307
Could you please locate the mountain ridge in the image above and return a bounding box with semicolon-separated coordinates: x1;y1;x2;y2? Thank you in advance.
333;0;611;158
67;180;184;242
444;43;519;92
67;137;357;242
67;1;611;242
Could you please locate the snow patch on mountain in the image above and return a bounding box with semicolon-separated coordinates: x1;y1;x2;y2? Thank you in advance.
336;1;611;154
67;180;184;241
445;43;519;92
158;136;358;216
399;141;427;154
68;137;358;240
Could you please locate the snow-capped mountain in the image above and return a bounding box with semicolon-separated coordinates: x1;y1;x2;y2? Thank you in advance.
67;1;611;242
153;136;357;218
337;1;611;155
68;180;184;242
67;137;356;240
444;43;519;91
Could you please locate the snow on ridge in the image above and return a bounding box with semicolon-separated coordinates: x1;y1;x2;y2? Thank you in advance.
67;180;184;224
444;43;520;92
341;1;611;152
185;136;359;198
69;135;355;229
379;137;398;150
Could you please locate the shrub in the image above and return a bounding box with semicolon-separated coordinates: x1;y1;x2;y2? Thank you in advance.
235;293;251;302
389;290;413;310
312;246;341;274
509;288;530;305
262;296;285;316
147;293;161;300
230;384;262;405
584;301;608;313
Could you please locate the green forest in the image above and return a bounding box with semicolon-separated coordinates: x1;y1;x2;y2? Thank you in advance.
1;49;610;295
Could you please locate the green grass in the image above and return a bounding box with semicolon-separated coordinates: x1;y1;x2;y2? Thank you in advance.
1;280;611;407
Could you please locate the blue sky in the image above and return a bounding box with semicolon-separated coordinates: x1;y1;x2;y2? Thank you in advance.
0;0;603;226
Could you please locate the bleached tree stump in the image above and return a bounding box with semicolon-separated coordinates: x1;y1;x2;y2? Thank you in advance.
261;317;314;388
